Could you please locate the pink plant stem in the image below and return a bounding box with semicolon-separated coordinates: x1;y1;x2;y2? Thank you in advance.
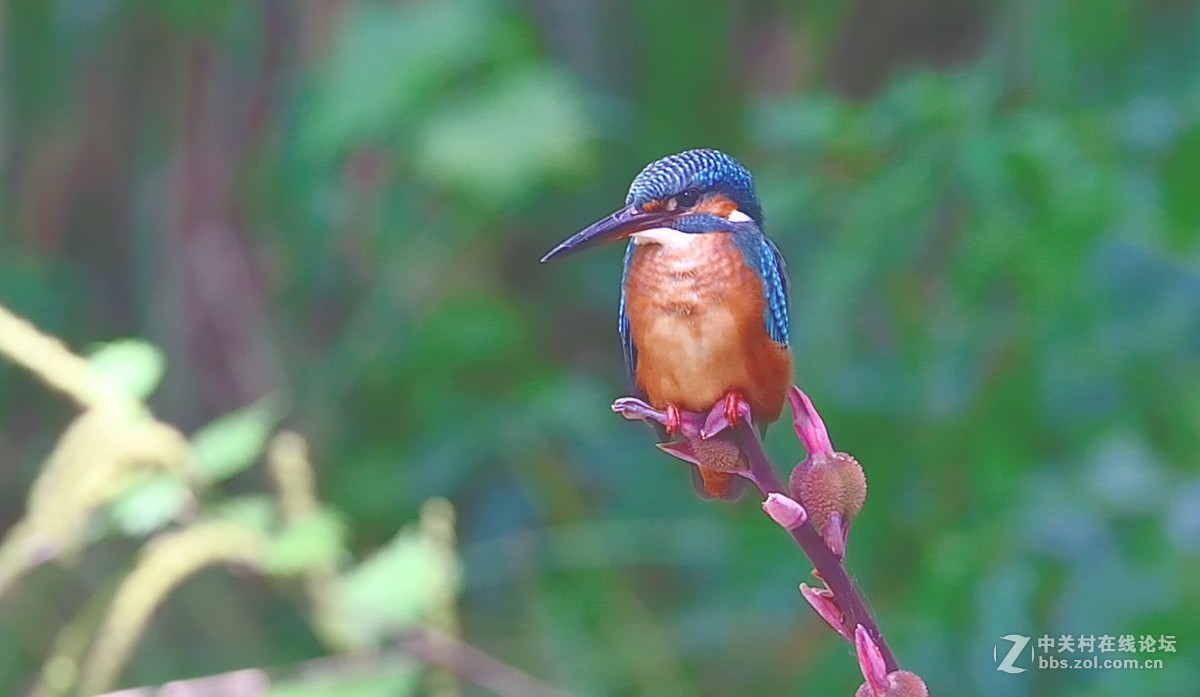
729;423;899;672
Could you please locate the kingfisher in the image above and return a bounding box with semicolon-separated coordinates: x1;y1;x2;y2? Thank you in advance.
541;149;793;498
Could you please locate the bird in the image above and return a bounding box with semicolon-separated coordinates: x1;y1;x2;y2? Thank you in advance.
541;149;793;498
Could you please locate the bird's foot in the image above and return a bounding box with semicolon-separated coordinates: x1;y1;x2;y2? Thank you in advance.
612;395;749;500
665;403;683;436
724;391;750;427
701;391;753;439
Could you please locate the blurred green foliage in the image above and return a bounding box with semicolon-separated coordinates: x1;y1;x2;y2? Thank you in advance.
2;0;1199;695
0;327;459;696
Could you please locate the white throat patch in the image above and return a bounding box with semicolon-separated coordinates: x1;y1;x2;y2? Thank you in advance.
632;228;696;248
630;208;752;248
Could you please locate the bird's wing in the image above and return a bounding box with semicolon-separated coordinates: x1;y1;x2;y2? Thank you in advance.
759;236;791;347
730;227;791;347
619;242;640;390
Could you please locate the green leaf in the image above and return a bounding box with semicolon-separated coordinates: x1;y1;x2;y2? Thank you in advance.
88;339;166;401
190;394;284;483
336;528;457;646
265;509;347;576
107;474;191;536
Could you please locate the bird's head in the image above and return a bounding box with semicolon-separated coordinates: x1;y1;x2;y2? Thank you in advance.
541;149;761;262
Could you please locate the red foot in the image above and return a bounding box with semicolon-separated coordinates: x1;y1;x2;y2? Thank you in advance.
724;391;748;427
664;403;683;436
702;390;753;439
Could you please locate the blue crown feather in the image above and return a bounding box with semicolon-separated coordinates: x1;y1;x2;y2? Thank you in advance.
625;149;763;222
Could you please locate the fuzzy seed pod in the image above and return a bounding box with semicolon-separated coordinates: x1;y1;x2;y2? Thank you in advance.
690;436;744;473
690;435;746;499
788;452;866;530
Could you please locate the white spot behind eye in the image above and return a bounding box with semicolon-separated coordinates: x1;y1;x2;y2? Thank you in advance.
726;209;752;222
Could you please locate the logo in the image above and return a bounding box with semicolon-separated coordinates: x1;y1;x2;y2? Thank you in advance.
994;632;1173;673
995;634;1032;674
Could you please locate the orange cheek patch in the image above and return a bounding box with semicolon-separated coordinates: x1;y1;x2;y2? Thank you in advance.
694;194;739;218
641;199;665;212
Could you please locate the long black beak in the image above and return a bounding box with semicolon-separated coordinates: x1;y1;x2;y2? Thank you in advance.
541;204;675;263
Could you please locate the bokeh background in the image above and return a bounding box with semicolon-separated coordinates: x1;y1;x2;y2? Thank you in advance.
2;0;1199;695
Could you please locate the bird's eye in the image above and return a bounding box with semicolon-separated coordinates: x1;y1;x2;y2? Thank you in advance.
673;189;700;208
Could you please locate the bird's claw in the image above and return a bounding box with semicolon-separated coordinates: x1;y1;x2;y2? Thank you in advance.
612;395;752;500
725;391;749;426
614;394;753;441
665;403;683;436
701;391;752;439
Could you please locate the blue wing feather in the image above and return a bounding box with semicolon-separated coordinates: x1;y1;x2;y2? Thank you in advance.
760;236;791;346
619;242;639;390
731;228;790;347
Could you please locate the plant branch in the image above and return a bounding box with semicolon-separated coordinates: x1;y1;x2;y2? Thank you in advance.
398;629;576;697
730;423;898;672
612;388;922;694
92;629;576;697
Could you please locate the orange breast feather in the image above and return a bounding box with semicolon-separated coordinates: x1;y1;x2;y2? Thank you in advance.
625;233;793;425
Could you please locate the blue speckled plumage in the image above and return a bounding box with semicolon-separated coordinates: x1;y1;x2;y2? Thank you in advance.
626;149;763;223
734;232;791;346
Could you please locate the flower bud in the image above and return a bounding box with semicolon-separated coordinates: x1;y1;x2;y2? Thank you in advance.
854;625;927;697
854;671;928;697
799;582;849;639
855;624;888;695
788;386;834;457
763;492;807;529
788;452;866;531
